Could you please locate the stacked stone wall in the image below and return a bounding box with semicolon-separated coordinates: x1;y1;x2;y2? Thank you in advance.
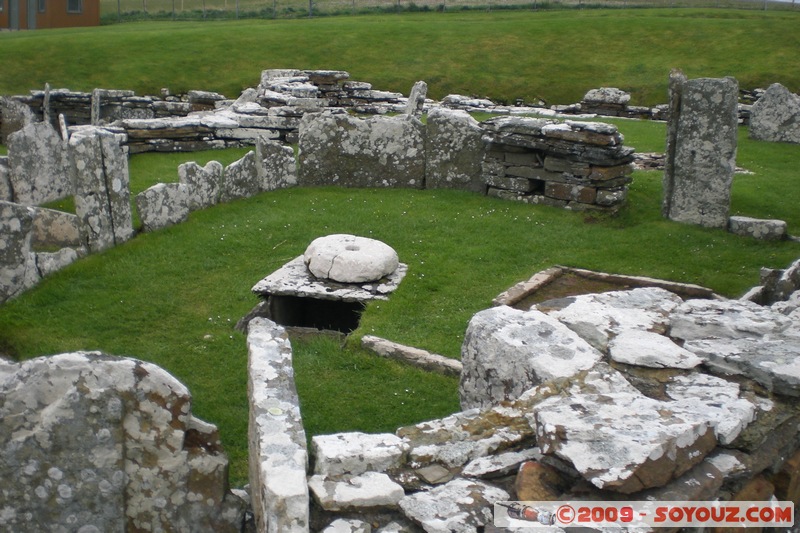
480;117;634;210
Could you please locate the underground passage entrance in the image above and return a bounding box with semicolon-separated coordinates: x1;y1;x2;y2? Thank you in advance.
266;295;366;334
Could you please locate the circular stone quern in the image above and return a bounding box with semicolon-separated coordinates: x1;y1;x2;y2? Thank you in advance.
304;234;399;284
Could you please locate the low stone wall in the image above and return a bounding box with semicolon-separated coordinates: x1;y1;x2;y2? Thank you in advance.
242;259;800;532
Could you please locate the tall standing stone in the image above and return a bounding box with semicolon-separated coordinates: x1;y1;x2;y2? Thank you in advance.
405;80;428;117
662;71;738;229
7;121;72;205
69;129;134;253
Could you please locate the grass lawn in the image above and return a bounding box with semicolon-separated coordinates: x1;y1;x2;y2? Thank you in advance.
1;118;799;486
1;10;799;105
1;8;799;487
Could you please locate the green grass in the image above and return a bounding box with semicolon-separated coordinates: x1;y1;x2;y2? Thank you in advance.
1;10;799;105
1;119;799;486
2;11;799;487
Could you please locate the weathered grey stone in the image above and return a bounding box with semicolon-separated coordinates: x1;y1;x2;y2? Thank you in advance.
533;389;717;493
684;337;800;397
322;518;372;533
397;404;535;469
460;306;602;410
312;432;409;477
0;157;11;201
7;121;72;205
670;298;794;341
178;160;224;210
543;287;684;352
0;351;245;532
135;182;192;232
582;87;631;106
663;72;739;228
35;247;80;277
749;83;800;144
29;206;81;249
361;335;462;377
728;215;787;241
304;234;399;284
256;137;297;191
1;97;36;144
69;129;134;253
220;151;261;203
308;472;404;511
462;448;543;479
246;318;309;533
405;81;427;117
298;112;425;189
0;201;39;303
398;478;509;533
425;108;486;193
608;329;702;369
665;373;757;445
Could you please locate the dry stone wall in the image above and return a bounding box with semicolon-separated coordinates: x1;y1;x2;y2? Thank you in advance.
481;116;634;210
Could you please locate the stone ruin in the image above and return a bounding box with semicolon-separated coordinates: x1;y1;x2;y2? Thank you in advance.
239;254;800;532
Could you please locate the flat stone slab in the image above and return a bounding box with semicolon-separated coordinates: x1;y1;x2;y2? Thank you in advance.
308;471;404;511
609;329;702;369
312;431;409;477
398;478;509;533
252;255;407;303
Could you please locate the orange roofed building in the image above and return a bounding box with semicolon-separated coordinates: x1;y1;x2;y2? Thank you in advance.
0;0;99;30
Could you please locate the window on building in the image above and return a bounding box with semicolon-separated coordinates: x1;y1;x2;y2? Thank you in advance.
67;0;81;12
38;0;45;12
0;0;4;13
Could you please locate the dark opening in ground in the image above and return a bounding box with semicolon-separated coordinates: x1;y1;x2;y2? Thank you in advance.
267;295;366;333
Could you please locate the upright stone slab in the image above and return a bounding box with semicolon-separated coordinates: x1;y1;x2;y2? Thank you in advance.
405;80;428;117
179;160;224;210
0;96;35;144
135;182;192;232
425;108;486;193
749;83;800;144
298;112;425;189
0;201;39;303
662;72;739;228
7;121;72;205
69;129;134;253
247;318;310;533
256;137;297;191
220;151;261;203
0;157;11;201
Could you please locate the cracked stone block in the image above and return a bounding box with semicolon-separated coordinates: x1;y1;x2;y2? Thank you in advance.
533;390;717;493
308;472;404;511
543;287;684;352
460;305;603;410
398;478;509;533
312;432;409;477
